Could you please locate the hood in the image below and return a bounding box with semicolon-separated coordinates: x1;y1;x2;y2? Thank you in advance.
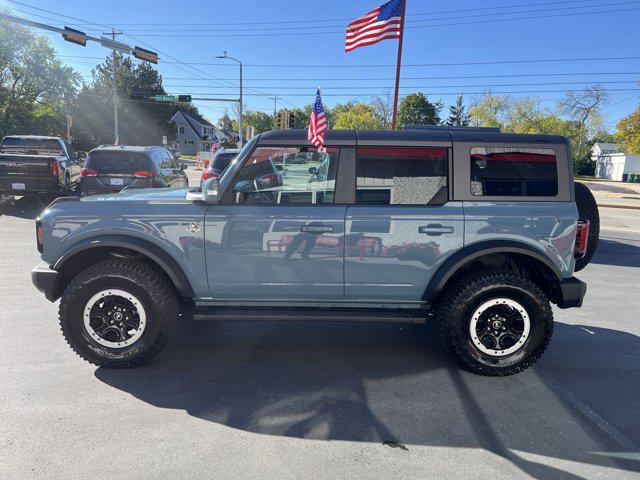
80;187;191;203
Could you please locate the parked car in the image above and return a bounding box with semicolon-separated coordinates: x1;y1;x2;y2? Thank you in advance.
32;128;599;376
201;148;240;183
80;146;188;196
0;135;82;196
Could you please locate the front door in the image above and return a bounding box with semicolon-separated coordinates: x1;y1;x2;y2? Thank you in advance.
344;146;464;303
206;145;346;302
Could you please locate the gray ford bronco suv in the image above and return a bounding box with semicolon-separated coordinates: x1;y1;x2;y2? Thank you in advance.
31;128;598;376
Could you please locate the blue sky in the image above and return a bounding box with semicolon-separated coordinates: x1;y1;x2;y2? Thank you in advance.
2;0;639;129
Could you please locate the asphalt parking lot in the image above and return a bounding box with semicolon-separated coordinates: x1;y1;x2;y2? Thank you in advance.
1;176;639;479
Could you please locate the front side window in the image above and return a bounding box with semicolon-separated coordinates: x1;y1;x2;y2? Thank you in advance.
231;146;339;205
470;147;558;197
356;147;448;205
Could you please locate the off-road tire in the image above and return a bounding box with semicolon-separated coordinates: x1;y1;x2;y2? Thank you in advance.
436;270;554;376
574;182;600;271
59;258;179;368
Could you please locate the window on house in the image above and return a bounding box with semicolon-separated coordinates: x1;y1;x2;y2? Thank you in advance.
178;126;184;134
470;147;558;197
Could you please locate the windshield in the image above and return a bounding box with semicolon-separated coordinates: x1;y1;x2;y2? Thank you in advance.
0;137;63;155
211;152;237;171
218;135;260;193
85;151;152;175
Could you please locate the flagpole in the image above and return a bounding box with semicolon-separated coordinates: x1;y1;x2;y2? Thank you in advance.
391;0;407;130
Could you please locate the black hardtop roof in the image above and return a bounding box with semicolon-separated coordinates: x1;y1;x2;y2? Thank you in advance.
258;129;568;145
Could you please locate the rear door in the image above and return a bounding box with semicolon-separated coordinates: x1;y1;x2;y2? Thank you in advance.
205;144;347;301
345;144;464;304
83;151;154;193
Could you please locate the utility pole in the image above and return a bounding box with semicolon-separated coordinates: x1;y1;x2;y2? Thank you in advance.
103;28;123;145
269;96;281;129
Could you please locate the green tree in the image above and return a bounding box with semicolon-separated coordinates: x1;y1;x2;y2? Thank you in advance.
396;92;442;128
0;18;80;138
446;95;470;126
615;105;640;154
243;109;274;134
469;94;511;128
72;53;199;149
333;102;382;130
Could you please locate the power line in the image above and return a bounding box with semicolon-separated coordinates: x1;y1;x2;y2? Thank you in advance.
35;0;627;26
81;6;640;37
98;0;640;33
56;54;640;69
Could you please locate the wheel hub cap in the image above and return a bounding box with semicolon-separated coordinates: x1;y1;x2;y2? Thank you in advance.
469;298;530;357
83;289;146;349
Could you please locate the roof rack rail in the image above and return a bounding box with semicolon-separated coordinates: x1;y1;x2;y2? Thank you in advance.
403;125;501;133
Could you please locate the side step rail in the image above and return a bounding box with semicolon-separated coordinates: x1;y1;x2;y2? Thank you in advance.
189;307;429;324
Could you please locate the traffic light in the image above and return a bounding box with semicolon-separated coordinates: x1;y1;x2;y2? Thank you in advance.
62;27;87;47
132;46;158;64
177;95;192;103
288;112;295;129
277;110;287;130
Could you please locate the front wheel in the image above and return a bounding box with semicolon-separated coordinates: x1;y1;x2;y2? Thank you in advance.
436;270;553;376
59;259;179;368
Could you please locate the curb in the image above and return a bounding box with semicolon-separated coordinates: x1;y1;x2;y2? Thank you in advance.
597;202;640;210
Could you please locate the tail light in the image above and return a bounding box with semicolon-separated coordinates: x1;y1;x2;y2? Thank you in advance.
574;220;590;259
201;171;220;181
80;168;97;177
36;220;44;253
51;161;60;177
133;170;157;179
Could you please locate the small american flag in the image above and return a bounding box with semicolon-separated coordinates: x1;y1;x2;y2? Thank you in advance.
308;89;327;149
346;0;403;53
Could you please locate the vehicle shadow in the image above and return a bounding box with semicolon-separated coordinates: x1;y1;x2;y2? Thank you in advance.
95;320;640;478
590;238;640;268
0;194;56;219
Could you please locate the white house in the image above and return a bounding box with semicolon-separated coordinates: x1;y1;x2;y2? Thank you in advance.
592;143;640;181
171;110;226;155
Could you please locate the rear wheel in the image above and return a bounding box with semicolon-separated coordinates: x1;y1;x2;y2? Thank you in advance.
436;270;553;376
59;258;179;368
574;182;600;271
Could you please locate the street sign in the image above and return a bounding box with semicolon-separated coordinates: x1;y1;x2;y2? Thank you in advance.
177;95;192;103
154;95;177;102
62;26;86;46
162;136;167;146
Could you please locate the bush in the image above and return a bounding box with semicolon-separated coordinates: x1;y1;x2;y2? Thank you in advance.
574;156;595;176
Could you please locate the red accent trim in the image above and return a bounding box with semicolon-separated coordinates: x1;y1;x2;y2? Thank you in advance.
357;147;447;158
201;171;220;181
472;152;557;163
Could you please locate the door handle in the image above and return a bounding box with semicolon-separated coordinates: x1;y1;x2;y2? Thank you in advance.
419;224;454;236
300;224;335;234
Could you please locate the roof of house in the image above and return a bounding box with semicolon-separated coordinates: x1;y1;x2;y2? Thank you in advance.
592;142;621;152
175;109;213;127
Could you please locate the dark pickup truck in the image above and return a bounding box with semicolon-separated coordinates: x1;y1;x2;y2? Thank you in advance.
0;135;82;196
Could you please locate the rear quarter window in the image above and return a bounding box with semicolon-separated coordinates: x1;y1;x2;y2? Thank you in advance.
470;147;558;197
85;152;152;174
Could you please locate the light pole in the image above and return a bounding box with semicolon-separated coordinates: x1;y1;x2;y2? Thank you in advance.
216;51;243;147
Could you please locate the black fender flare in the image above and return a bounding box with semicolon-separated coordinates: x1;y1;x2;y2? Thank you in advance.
53;235;195;299
423;240;562;302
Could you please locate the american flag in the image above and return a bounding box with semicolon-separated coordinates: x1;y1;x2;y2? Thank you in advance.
308;89;327;149
346;0;403;53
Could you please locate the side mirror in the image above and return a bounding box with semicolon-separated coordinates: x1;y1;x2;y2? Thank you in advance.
201;176;220;204
308;167;318;175
180;163;187;171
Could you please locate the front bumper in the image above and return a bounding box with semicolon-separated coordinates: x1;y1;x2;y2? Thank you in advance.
557;276;587;309
31;262;60;302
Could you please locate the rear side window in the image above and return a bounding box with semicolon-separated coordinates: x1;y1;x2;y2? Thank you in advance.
211;153;237;171
0;138;63;155
470;147;558;197
85;152;152;174
356;147;448;205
